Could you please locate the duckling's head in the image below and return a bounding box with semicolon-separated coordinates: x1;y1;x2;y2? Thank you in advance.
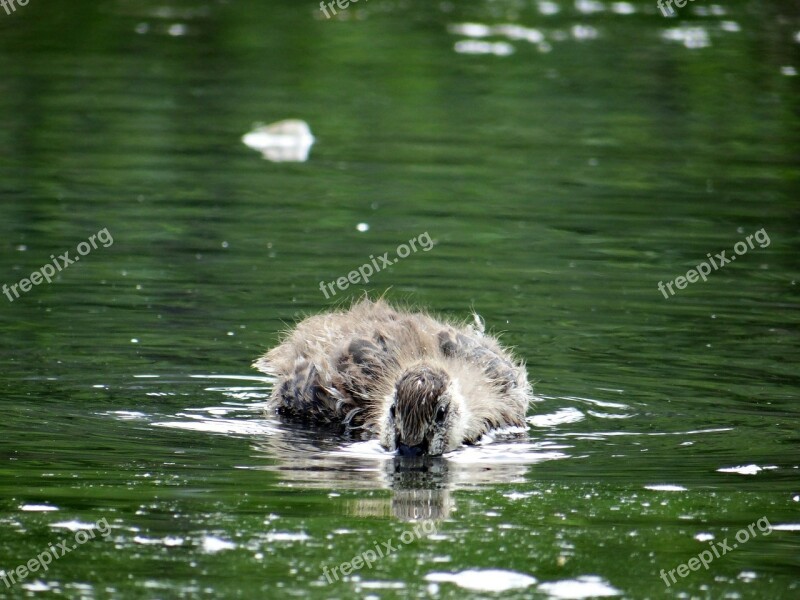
379;364;465;457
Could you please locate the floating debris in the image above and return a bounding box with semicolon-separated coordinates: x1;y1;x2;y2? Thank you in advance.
242;119;315;162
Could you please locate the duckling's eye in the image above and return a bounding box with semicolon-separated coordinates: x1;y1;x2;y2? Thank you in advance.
389;405;396;420
435;406;447;425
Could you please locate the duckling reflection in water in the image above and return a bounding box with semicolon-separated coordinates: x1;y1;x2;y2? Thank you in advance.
253;299;532;456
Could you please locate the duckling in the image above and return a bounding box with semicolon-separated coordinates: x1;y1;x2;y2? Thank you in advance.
253;299;532;456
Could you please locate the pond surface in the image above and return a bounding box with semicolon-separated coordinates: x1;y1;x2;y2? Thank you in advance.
1;0;798;598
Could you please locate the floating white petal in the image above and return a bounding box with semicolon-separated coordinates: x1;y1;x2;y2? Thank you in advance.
242;119;315;162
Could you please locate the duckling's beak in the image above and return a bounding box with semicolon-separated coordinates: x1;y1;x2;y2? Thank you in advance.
397;439;429;457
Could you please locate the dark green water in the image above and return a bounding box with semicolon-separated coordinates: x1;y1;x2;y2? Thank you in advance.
1;0;798;598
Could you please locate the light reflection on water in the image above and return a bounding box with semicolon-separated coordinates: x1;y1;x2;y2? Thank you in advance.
138;373;760;525
127;376;637;595
146;374;573;519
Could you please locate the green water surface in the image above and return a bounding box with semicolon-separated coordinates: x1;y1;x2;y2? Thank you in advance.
0;0;798;598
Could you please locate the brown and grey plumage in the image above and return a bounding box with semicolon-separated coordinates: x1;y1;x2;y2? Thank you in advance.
253;298;532;456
